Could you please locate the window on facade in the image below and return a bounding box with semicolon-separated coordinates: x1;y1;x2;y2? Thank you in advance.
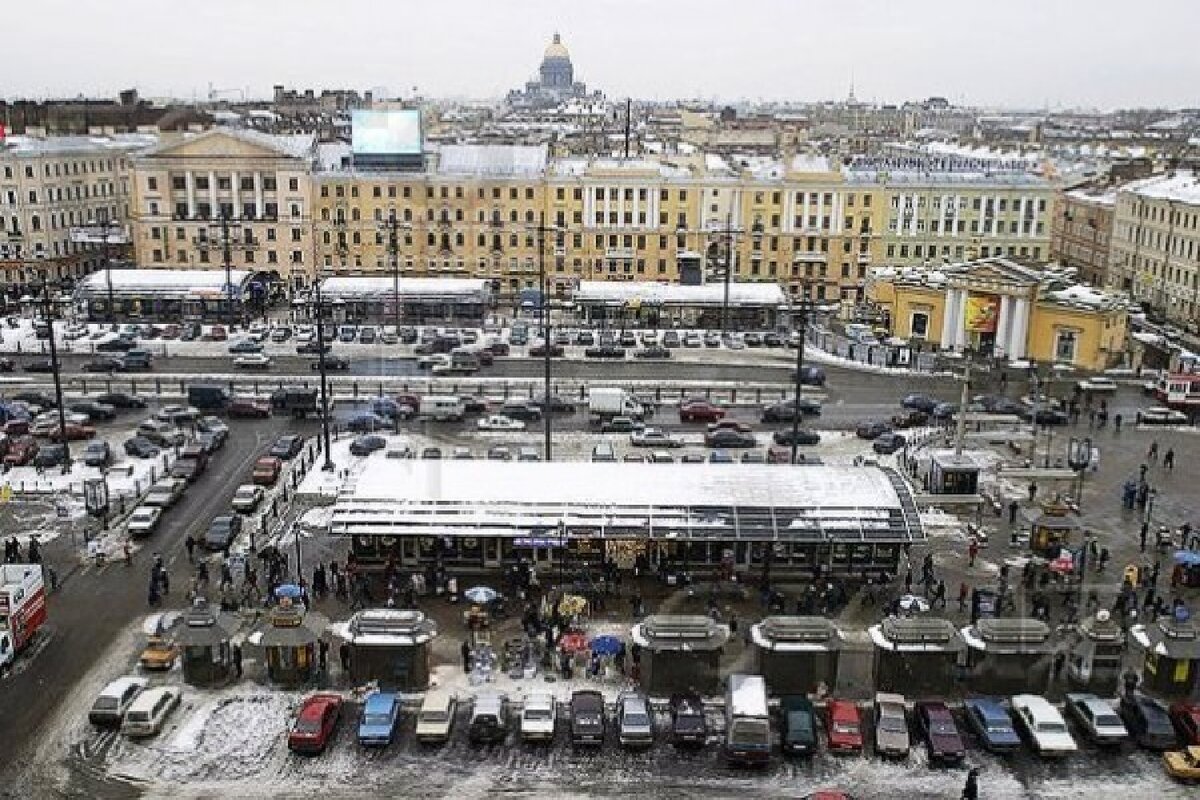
1055;331;1078;363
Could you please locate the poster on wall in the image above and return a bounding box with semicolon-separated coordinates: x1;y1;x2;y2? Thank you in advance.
965;294;1000;333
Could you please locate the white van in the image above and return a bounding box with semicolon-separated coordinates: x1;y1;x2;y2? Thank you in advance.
521;692;557;742
724;674;770;766
89;676;148;726
415;689;457;743
418;395;465;422
591;441;617;462
121;686;182;737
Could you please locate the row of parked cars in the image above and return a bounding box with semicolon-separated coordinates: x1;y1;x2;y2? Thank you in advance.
0;390;152;469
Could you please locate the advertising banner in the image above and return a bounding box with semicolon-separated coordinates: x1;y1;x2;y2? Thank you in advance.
965;294;1000;333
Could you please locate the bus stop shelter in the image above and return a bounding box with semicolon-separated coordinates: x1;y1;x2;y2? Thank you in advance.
329;609;438;691
960;617;1055;695
751;616;843;696
869;616;965;697
630;615;729;697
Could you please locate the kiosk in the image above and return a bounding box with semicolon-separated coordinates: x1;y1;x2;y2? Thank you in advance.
174;599;235;686
332;609;438;691
751;616;843;696
629;615;729;697
869;616;965;697
960;617;1055;695
1065;610;1125;694
1130;608;1200;699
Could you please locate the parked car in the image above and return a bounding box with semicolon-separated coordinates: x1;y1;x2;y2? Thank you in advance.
314;355;350;371
32;444;68;468
252;456;283;485
477;414;525;431
228;397;272;419
269;434;304;460
124;436;161;459
630;427;681;448
1137;407;1189;426
233;353;272;370
2;436;36;466
963;698;1022;753
520;692;556;743
762;399;822;422
931;402;959;421
231;484;265;513
636;345;672;359
120;686;182;738
138;635;179;670
1120;693;1180;751
617;692;654;749
855;420;892;440
890;409;929;429
127;506;163;538
205;515;243;550
349;435;387;456
228;339;263;354
82;440;112;467
901;393;939;413
773;428;820;447
570;690;606;747
1064;693;1129;746
872;432;907;455
779;695;818;757
468;691;511;745
347;412;388;433
873;693;910;758
669;692;707;748
357;691;401;747
497;402;541;421
826;700;864;754
297;341;331;355
915;700;966;765
88;676;147;727
708;449;736;463
155;405;200;424
1170;702;1200;745
1078;376;1118;392
679;399;726;423
288;693;343;754
82;357;125;373
1011;694;1077;758
704;429;756;448
415;690;457;744
169;458;202;484
600;416;641;434
143;478;186;508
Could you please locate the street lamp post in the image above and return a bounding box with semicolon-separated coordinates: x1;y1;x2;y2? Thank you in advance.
313;279;334;471
1067;437;1092;508
377;209;410;333
39;273;71;474
789;285;812;465
529;212;557;460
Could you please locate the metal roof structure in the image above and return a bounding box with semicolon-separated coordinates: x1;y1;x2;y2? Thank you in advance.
329;461;924;544
317;276;492;303
573;280;786;308
75;268;253;301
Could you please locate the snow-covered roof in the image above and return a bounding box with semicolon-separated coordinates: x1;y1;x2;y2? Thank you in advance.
1044;284;1124;311
435;144;547;177
330;461;924;544
1065;186;1118;206
0;133;158;158
790;153;832;173
1121;171;1200;206
317;276;492;302
574;280;785;308
75;268;252;300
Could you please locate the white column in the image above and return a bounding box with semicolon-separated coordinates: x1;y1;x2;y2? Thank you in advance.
208;171;218;217
632;189;640;228
231;171;240;218
604;189;611;228
940;289;959;348
617;188;625;229
908;195;919;236
802;192;810;230
952;195;961;242
995;294;1012;357
784;191;794;234
254;172;264;219
1009;298;1029;359
186;171;196;219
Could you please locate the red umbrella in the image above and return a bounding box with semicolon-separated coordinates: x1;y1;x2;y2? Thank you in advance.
559;632;589;654
1048;554;1074;574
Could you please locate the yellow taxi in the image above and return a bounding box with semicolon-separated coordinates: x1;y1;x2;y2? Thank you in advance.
139;636;179;671
1163;746;1200;782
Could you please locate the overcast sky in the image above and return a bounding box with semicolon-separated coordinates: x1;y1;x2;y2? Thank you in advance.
6;0;1197;109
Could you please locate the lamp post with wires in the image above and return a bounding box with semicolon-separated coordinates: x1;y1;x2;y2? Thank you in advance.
788;282;814;465
712;212;746;335
198;211;254;325
69;220;127;329
377;209;411;332
312;276;334;472
528;212;558;460
38;271;71;474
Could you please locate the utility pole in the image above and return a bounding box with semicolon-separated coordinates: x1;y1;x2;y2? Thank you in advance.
377;209;409;332
534;212;553;460
721;211;735;335
955;357;972;457
789;285;811;466
69;221;127;330
201;211;251;325
40;273;70;474
314;279;334;471
623;98;632;159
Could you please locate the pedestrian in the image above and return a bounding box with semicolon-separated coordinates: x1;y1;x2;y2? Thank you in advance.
158;566;170;595
1028;482;1038;502
339;641;351;674
318;639;329;673
184;535;196;563
1163;448;1175;471
1114;413;1122;431
933;579;947;609
27;535;40;564
232;643;243;678
1148;441;1159;463
958;582;969;612
123;540;133;566
461;639;472;673
1087;408;1096;429
1008;499;1019;526
968;538;979;568
1123;669;1139;697
962;767;980;800
1053;650;1066;679
1140;522;1149;553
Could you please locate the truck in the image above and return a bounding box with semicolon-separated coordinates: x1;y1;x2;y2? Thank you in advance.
0;564;47;671
432;350;480;376
270;387;321;418
187;384;231;413
588;387;646;423
724;673;771;766
418;395;465;422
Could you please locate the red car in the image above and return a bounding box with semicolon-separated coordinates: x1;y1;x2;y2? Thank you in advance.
915;700;966;765
679;399;726;423
707;419;752;434
288;693;343;754
252;456;283;486
1170;702;1200;745
826;700;864;754
3;436;37;466
49;423;97;442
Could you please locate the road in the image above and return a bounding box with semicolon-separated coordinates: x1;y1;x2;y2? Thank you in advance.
0;412;304;793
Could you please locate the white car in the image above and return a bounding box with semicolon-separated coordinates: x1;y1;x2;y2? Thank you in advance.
630;427;682;448
127;506;162;537
1011;694;1077;758
1077;376;1117;392
121;686;182;738
88;676;148;726
143;478;186;508
233;353;272;369
231;484;265;512
155;405;200;424
1136;406;1189;426
417;354;450;370
477;414;525;431
521;692;557;742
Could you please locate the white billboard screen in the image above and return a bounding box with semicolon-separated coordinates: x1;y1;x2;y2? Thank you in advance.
351;110;422;155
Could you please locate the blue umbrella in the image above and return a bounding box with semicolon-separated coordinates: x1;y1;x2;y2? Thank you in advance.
464;586;499;604
1174;550;1200;566
275;583;303;599
589;635;623;656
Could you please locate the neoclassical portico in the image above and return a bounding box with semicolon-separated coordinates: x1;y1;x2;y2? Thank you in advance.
937;261;1042;360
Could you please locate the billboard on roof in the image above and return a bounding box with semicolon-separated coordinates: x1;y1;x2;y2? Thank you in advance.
351;110;422;156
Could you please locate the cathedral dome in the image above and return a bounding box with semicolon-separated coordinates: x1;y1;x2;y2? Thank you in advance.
543;33;570;61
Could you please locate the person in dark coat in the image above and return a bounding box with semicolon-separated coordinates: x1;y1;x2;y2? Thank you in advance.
185;535;196;563
962;768;980;800
232;644;243;678
318;640;329;673
339;641;351;674
461;640;472;673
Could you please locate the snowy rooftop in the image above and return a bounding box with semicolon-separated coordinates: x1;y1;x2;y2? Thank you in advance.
0;133;158;157
1121;171;1200;206
1065;186;1118;206
574;280;785;307
317;276;491;301
435;144;548;178
330;461;924;544
549;157;692;180
75;268;252;300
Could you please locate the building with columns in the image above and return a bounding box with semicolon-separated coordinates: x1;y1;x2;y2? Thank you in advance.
128;128;317;289
867;257;1128;371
